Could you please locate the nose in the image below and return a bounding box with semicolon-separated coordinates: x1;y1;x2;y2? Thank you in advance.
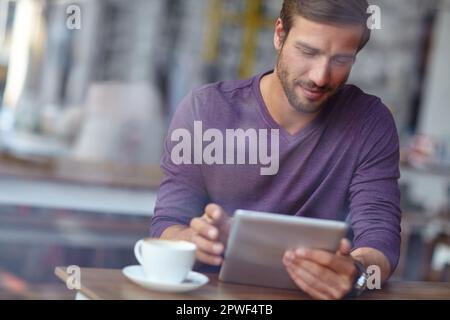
308;58;330;89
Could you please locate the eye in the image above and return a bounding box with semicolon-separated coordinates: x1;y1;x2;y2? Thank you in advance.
331;56;354;66
300;49;316;57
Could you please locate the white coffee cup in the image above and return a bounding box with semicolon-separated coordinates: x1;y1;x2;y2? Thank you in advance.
134;239;197;284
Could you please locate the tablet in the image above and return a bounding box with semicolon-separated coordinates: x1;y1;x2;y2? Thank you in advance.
219;209;349;290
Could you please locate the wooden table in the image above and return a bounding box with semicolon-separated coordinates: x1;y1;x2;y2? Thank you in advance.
54;267;450;300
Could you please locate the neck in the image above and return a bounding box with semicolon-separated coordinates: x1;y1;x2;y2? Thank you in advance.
260;71;319;135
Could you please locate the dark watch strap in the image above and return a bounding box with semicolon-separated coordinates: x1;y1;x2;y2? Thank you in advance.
345;260;369;299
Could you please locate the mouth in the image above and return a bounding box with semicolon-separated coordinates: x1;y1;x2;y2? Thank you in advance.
301;86;326;101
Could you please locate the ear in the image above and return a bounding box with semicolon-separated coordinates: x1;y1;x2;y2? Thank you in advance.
274;18;286;51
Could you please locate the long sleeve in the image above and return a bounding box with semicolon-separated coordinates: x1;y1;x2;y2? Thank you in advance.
348;102;402;273
150;91;209;237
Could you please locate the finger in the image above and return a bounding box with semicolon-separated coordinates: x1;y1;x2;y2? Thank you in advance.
192;234;224;256
286;262;341;300
283;253;342;289
204;204;227;226
284;250;354;295
293;247;349;273
337;238;352;256
284;258;341;299
285;266;332;300
284;256;350;297
195;250;223;266
190;217;219;240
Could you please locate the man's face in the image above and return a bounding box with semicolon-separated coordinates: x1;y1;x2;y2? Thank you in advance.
275;16;364;114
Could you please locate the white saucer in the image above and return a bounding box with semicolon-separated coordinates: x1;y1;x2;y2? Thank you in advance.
122;265;209;293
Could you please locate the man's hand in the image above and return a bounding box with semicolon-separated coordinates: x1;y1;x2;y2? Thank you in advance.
189;204;231;266
159;203;231;266
282;239;359;300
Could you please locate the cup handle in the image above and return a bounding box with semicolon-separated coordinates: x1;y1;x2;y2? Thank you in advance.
134;240;145;265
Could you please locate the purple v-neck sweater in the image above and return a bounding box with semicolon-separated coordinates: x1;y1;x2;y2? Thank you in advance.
150;71;401;272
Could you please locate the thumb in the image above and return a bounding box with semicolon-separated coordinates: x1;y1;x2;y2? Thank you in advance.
336;238;352;256
204;203;228;225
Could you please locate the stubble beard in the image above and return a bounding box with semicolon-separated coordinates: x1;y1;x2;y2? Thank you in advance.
276;50;335;114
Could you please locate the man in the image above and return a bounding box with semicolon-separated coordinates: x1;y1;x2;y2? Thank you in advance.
150;0;401;300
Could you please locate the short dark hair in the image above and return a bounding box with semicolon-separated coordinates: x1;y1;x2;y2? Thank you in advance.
279;0;372;51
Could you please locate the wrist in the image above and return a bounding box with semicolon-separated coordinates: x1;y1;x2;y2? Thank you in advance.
346;259;369;299
161;225;193;242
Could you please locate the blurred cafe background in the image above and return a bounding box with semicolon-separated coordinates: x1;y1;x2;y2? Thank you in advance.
0;0;450;299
